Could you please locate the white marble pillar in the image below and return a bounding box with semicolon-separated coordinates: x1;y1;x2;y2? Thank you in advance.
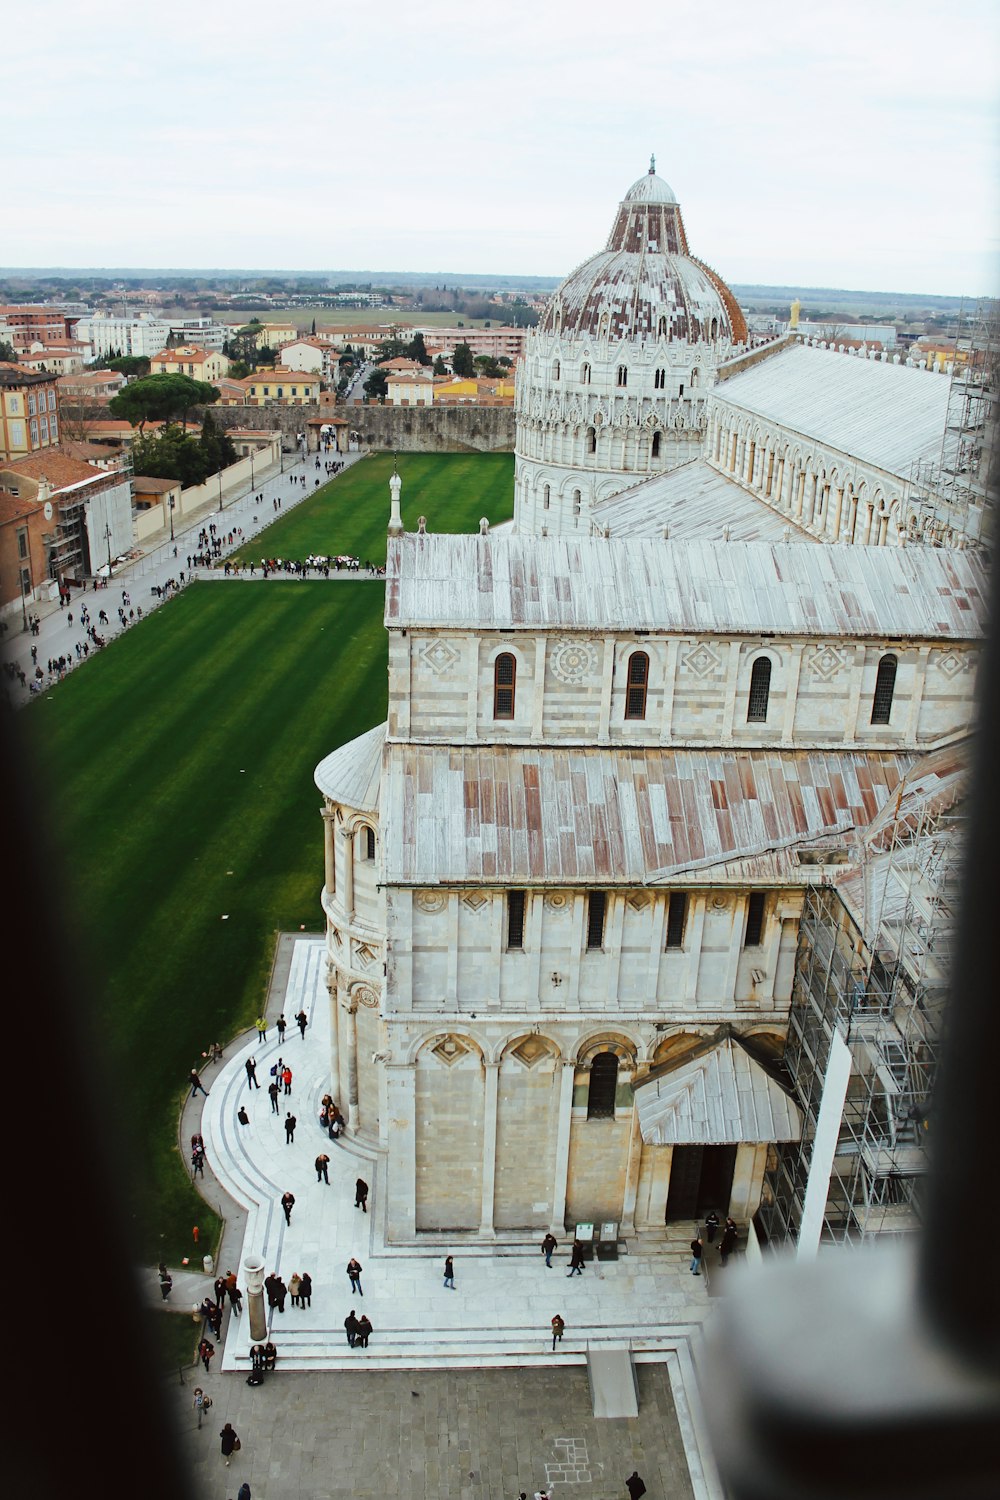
620;1094;646;1235
340;827;354;920
340;996;359;1132
550;1060;576;1233
479;1060;500;1236
323;808;336;896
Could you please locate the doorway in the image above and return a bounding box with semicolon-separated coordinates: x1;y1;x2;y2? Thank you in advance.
665;1144;738;1222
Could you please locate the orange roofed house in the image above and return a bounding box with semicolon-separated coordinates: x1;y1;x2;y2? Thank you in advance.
150;345;229;384
0;364;60;462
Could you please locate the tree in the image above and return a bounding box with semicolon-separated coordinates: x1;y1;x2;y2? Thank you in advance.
310;318;317;336
0;340;17;363
108;373;219;432
451;342;475;378
406;331;431;366
432;355;447;376
474;355;504;378
105;355;150;378
198;410;237;474
363;369;388;401
227;360;251;380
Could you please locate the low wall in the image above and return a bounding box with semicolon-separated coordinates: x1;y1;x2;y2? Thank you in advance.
208;402;515;453
132;444;280;543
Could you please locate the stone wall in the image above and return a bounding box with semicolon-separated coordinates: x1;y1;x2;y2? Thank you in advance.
207;402;515;453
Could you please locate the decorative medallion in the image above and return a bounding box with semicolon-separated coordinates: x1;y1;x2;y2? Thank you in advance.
462;891;489;914
933;650;968;679
419;638;460;676
550;637;598;684
544;892;570;913
807;643;850;681
414;890;447;914
627;893;649;912
430;1035;470;1067
711;895;729;910
510;1036;551;1070
353;985;379;1009
682;642;722;680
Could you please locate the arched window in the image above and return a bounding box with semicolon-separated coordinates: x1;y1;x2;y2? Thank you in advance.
616;365;628;388
572;489;581;516
710;317;719;340
651;432;661;459
657;316;668;337
494;653;516;719
871;653;897;725
543;484;550;511
587;1052;618;1119
580;362;591;385
552;359;560;380
586;426;597;455
361;825;376;861
625;651;649;719
747;657;771;722
691;367;700;387
654;368;666;390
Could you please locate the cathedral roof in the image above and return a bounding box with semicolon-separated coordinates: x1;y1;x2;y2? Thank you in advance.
380;743;912;887
634;1037;802;1146
590;459;816;542
539;162;746;344
385;534;987;641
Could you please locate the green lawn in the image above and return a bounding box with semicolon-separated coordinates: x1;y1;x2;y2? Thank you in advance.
229;452;514;567
22;453;512;1261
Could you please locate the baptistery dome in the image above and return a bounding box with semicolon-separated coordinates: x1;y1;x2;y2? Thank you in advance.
542;159;747;346
514;159;747;537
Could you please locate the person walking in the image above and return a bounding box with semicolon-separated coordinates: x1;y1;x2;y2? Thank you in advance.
189;1068;208;1098
296;1009;308;1038
443;1255;455;1289
719;1217;738;1267
276;1014;287;1043
356;1314;372;1349
193;1387;211;1429
255;1015;267;1042
268;1080;280;1115
198;1337;215;1373
355;1177;369;1212
219;1422;239;1467
626;1471;647;1500
541;1232;557;1268
315;1153;330;1183
690;1235;704;1275
245;1057;260;1090
238;1484;251;1500
281;1190;295;1225
237;1105;250;1128
567;1240;585;1276
158;1263;172;1300
551;1314;565;1351
284;1111;297;1143
347;1257;364;1295
344;1309;360;1347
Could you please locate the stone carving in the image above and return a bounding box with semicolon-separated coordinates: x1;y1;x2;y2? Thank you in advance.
549;637;598;684
627;892;650;911
807;643;850;681
461;891;489;913
544;892;571;913
413;890;447;914
419;638;461;675
353;942;378;969
510;1035;552;1069
682;641;723;679
430;1035;471;1066
353;985;379;1009
933;649;969;679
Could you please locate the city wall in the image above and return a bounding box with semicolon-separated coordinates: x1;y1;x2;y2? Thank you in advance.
209;403;516;453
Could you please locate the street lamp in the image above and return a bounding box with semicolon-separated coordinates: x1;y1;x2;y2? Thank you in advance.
169;495;176;542
249;448;255;493
104;522;113;579
218;467;223;513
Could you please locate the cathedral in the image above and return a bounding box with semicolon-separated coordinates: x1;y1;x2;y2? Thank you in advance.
313;162;986;1248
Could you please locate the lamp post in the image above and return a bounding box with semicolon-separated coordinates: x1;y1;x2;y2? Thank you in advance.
169;495;175;542
104;522;113;579
218;467;223;513
249;447;255;494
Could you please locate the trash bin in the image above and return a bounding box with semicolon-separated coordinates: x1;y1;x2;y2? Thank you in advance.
203;1253;214;1275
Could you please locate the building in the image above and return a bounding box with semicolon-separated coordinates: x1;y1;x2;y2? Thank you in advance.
19;346;89;376
279;338;336;379
385;371;434;407
56;369;127;402
150;345;229;383
0;448;133;596
433;376;516;405
241;369;321;406
0;364;60;461
0;304;74;350
311;162;989;1251
0;490;51;618
72;314;171;360
422;327;527;363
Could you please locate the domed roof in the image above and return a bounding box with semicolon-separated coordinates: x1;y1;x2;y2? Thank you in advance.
623;156;677;204
541;162;746;346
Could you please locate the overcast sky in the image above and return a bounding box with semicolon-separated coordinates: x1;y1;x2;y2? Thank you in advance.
6;0;998;294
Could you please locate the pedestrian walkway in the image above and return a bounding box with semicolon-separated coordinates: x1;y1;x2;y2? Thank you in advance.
0;449;364;709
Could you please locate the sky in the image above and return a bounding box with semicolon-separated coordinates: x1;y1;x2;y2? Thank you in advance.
6;0;999;295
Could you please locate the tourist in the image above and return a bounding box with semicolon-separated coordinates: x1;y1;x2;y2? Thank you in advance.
245;1057;259;1089
355;1177;369;1212
299;1272;312;1307
288;1272;303;1308
347;1257;363;1295
198;1336;215;1373
189;1068;208;1098
296;1009;308;1038
551;1314;565;1350
281;1190;295;1224
567;1240;585;1277
541;1232;557;1268
315;1152;330;1184
344;1309;359;1347
443;1255;455;1290
219;1422;239;1466
690;1236;704;1275
356;1314;372;1348
158;1263;172;1300
284;1111;297;1143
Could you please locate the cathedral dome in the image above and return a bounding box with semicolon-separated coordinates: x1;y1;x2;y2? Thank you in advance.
541;159;746;346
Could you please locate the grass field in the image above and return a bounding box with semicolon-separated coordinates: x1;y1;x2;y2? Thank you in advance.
229;452;514;567
22;453;513;1261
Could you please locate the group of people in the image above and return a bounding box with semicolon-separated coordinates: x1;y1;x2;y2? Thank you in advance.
264;1268;313;1311
690;1214;740;1274
343;1309;374;1348
319;1093;345;1138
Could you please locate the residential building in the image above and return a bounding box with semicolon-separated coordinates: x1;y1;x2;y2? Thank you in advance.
0;364;60;462
385;371;434;407
241;369;321;406
0;491;50;618
19;346;89;376
150;345;229;384
0;448;133;591
433;376;515;405
72;314;171;359
421;326;527;362
0;304;74;350
279;339;336;378
57;370;127;403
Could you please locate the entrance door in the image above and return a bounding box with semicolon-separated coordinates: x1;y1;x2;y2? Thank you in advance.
665;1144;738;1223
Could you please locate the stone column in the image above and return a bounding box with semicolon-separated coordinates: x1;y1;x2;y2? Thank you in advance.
828;485;844;540
620;1091;646;1236
479;1060;500;1236
340;827;354;920
326;965;340;1104
340;995;359;1133
550;1060;576;1233
244;1254;267;1344
322;808;336;896
384;1060;417;1240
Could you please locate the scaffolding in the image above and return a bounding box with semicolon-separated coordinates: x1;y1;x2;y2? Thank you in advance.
908;296;999;552
757;796;962;1248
